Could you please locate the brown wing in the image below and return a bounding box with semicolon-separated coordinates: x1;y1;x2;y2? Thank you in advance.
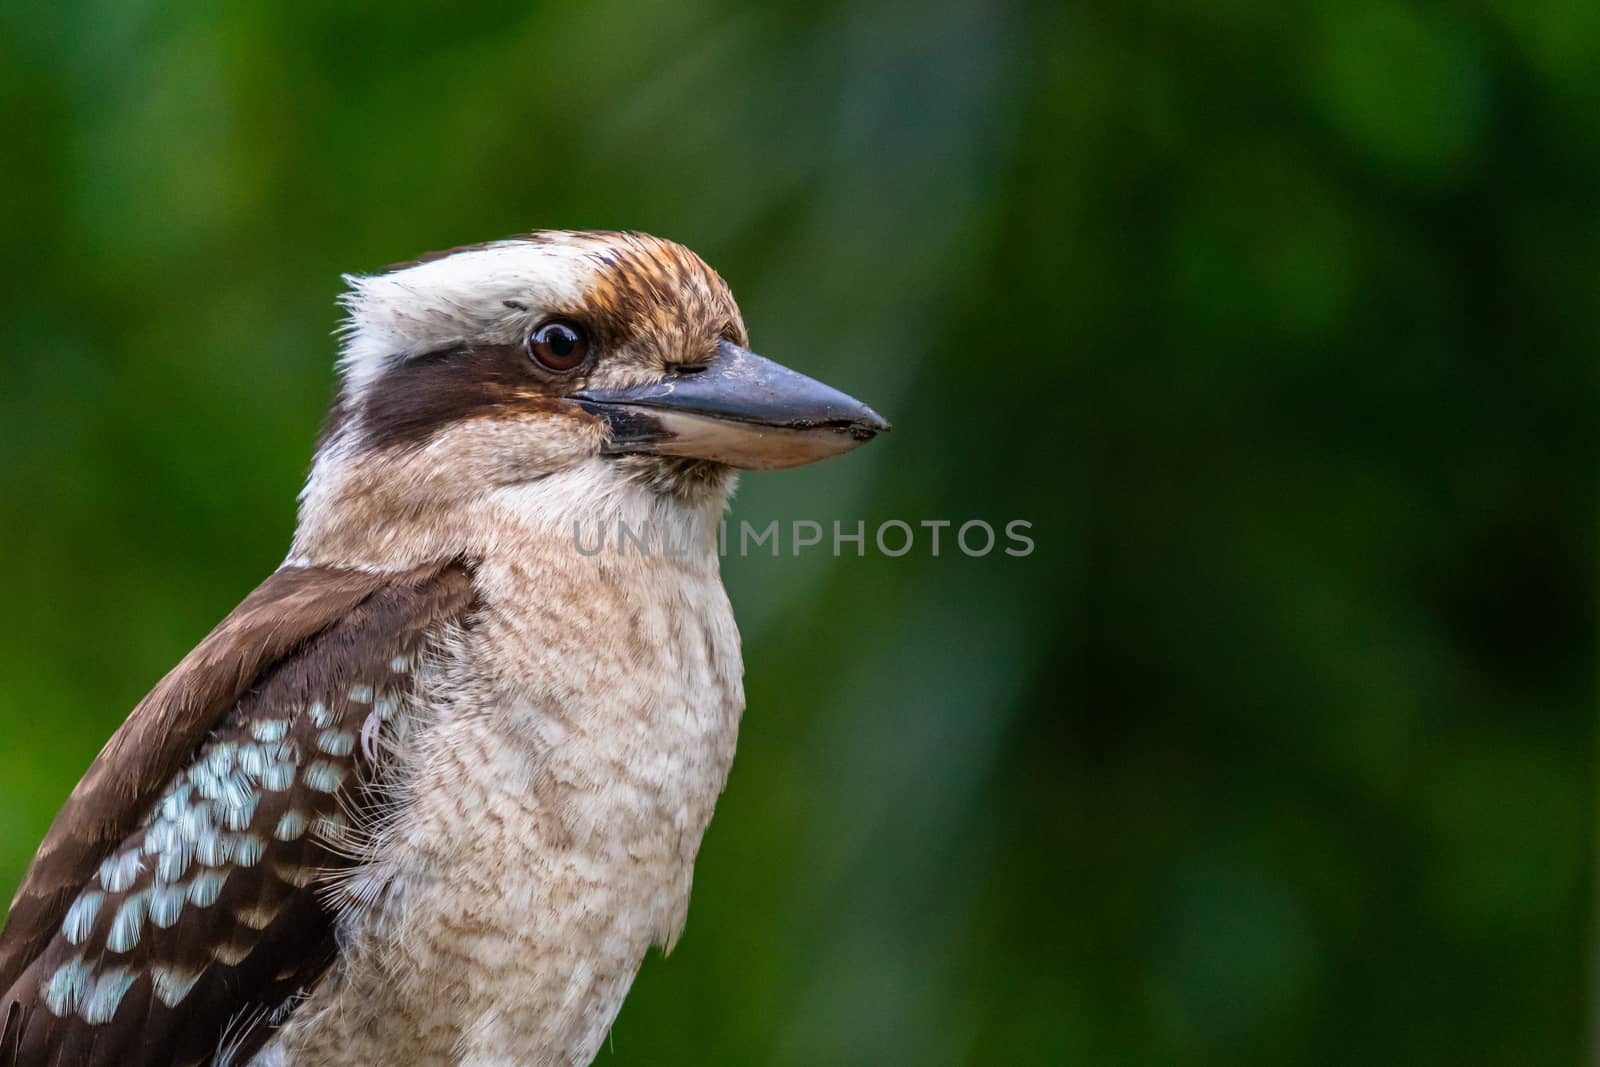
0;560;475;1067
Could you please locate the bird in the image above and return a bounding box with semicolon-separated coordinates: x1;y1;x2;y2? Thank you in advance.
0;230;888;1067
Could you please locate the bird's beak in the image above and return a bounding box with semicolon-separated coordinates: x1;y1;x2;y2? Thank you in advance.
572;341;890;470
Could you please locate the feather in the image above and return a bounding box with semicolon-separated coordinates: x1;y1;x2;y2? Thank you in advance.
0;561;475;1066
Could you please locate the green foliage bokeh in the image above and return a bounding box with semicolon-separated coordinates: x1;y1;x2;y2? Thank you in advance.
0;1;1591;1063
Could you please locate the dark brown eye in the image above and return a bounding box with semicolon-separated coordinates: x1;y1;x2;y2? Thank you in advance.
526;320;589;372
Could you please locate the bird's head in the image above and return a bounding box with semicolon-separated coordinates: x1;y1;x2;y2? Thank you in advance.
291;231;887;567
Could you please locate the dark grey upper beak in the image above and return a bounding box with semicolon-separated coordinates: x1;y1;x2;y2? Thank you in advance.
572;341;889;470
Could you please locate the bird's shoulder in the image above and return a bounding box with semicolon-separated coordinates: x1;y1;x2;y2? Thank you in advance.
0;559;476;1067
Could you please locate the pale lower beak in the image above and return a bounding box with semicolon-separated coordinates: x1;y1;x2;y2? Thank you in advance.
572;341;889;470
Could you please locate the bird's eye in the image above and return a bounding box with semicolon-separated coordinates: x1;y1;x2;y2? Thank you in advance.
526;320;589;372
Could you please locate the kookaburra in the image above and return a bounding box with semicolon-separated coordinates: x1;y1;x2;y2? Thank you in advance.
0;231;887;1066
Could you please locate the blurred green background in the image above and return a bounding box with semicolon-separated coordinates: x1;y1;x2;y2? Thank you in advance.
0;1;1592;1063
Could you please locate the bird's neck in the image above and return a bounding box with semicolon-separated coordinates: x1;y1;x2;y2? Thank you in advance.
287;449;731;576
